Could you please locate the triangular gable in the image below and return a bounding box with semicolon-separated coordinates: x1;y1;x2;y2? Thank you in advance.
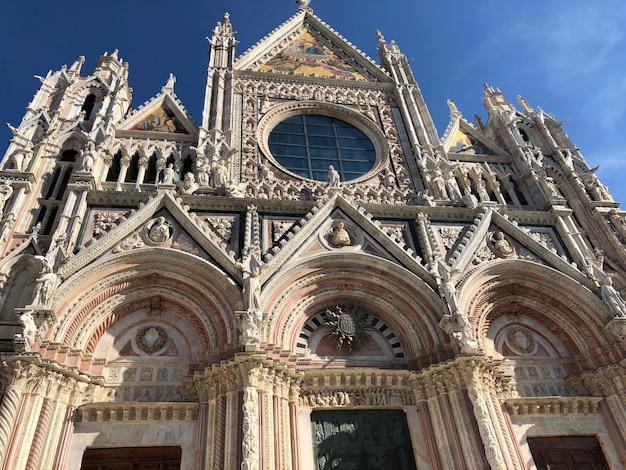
259;194;433;287
442;118;508;157
236;10;390;83
0;235;44;273
438;208;594;289
58;192;240;282
116;93;197;141
258;31;367;81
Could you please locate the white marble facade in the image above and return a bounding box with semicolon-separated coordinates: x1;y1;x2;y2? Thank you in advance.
0;4;626;470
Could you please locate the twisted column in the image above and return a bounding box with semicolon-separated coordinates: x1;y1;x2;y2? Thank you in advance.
466;373;507;470
25;397;54;470
0;384;22;462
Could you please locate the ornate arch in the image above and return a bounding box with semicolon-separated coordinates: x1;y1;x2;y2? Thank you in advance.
461;260;614;358
263;252;446;364
39;249;244;370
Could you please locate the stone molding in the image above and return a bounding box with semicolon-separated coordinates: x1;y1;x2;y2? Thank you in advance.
505;397;602;416
75;402;198;423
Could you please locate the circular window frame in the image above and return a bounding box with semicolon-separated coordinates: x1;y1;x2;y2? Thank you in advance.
257;101;389;184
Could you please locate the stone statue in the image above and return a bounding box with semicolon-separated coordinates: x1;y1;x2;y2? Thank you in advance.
331;222;351;247
81;142;96;172
601;276;626;317
239;254;263;311
491;232;515;258
260;164;274;180
241;308;263;345
439;313;479;353
0;181;14;215
161;163;175;185
148;217;172;244
32;256;57;306
609;210;626;242
16;310;37;350
328;165;340;187
180;172;198;195
381;169;396;188
212;160;229;189
420;189;436;207
197;159;210;187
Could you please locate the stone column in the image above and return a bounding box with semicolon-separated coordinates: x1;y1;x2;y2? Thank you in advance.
116;154;130;191
465;369;507;470
135;155;149;190
0;380;23;462
241;386;259;470
25;395;55;470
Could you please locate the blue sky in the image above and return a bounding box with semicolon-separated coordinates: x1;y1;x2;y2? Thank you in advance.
1;0;625;206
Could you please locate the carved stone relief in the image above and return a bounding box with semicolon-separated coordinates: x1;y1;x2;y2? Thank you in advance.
323;305;372;353
319;220;362;250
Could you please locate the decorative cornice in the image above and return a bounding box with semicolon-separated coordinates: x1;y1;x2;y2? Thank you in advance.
76;402;199;423
505;397;602;416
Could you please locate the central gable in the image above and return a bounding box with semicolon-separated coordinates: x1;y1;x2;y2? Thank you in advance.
235;10;390;83
258;31;366;81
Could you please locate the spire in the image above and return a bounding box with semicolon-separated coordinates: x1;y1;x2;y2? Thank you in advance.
516;95;533;114
68;56;85;76
92;49;125;83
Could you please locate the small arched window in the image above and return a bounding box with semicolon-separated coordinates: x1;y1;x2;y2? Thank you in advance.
81;94;97;120
106;151;122;181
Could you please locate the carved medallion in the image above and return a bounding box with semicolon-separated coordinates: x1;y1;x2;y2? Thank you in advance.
143;217;173;245
135;325;168;354
505;327;536;355
489;231;516;258
323;305;371;352
320;220;361;250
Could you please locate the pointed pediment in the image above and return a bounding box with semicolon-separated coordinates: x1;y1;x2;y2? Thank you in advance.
116;93;197;141
58;192;240;281
236;11;390;83
258;30;368;81
0;235;44;272
259;194;433;286
437;208;593;288
442;118;508;158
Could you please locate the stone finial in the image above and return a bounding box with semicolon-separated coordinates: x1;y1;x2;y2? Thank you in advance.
447;99;460;119
162;73;176;94
295;0;311;10
516;95;533;114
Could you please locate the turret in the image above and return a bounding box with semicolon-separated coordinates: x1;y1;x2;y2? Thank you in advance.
376;31;439;148
202;13;238;132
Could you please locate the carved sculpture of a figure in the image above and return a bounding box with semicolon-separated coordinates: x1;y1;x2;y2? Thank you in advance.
32;256;57;306
491;232;515;258
148;217;172;244
212;160;229;189
81;142;96;172
197;159;210;187
328;165;340;187
17;310;37;349
239;254;263;311
161;163;175;185
601;276;626;317
0;181;14;215
180;172;198;195
331;222;351;247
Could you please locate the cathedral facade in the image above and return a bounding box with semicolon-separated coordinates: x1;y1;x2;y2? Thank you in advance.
1;4;626;469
